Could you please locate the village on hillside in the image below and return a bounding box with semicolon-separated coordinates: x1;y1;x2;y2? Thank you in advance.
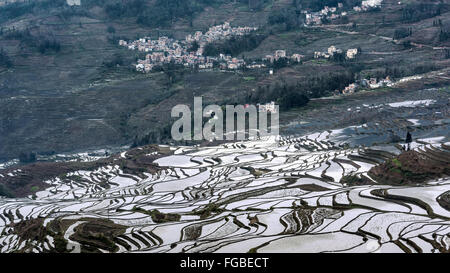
117;0;397;96
120;24;395;96
119;22;309;73
304;0;383;25
118;0;386;74
119;22;258;72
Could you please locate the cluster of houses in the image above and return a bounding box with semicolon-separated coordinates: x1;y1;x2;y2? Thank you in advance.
304;3;348;25
257;102;278;113
340;76;393;95
263;50;304;63
216;54;247;70
353;0;383;12
314;46;359;59
119;22;257;73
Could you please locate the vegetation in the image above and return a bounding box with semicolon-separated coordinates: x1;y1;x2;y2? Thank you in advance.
102;0;222;28
0;0;448;161
340;174;373;186
243;70;353;110
203;33;267;57
247;82;310;110
188;41;200;52
1;29;61;54
19;151;37;163
393;27;412;40
191;203;226;220
0;48;12;68
37;38;61;54
268;8;301;31
439;28;449;42
245;0;270;11
103;53;124;68
401;2;445;23
0;0;67;23
132;207;181;223
0;184;13;198
107;26;116;34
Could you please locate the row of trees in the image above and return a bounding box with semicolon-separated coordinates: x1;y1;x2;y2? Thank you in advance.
439;28;449;42
0;0;67;23
364;62;438;80
37;38;61;54
244;71;354;110
99;0;221;28
268;8;302;31
1;28;61;54
401;2;445;23
245;0;269;10
203;33;267;57
393;27;413;40
0;0;222;28
247;83;310;110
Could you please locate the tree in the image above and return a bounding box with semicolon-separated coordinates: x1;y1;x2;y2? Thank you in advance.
0;48;12;68
278;92;309;110
394;27;412;40
37;38;61;54
445;49;450;59
107;25;116;34
103;53;124;68
19;151;37;163
439;28;449;42
268;8;299;30
188;41;199;52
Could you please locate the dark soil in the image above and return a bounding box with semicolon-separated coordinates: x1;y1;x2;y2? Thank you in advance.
0;144;172;198
368;149;450;185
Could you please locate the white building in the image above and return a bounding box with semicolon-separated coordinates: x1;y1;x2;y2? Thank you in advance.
346;48;359;59
328;46;337;55
258;101;277;113
362;0;383;8
291;54;304;62
275;50;287;59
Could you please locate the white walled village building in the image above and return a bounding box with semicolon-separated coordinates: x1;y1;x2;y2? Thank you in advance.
264;50;304;63
362;0;383;8
346;48;359;59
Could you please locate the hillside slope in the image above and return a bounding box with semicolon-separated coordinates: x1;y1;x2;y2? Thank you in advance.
0;0;449;161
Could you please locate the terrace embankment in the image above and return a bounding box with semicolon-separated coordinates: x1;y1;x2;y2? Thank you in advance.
368;147;450;185
0;145;172;198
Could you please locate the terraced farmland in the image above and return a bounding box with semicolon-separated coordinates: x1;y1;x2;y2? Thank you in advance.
0;86;449;253
0;130;449;253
